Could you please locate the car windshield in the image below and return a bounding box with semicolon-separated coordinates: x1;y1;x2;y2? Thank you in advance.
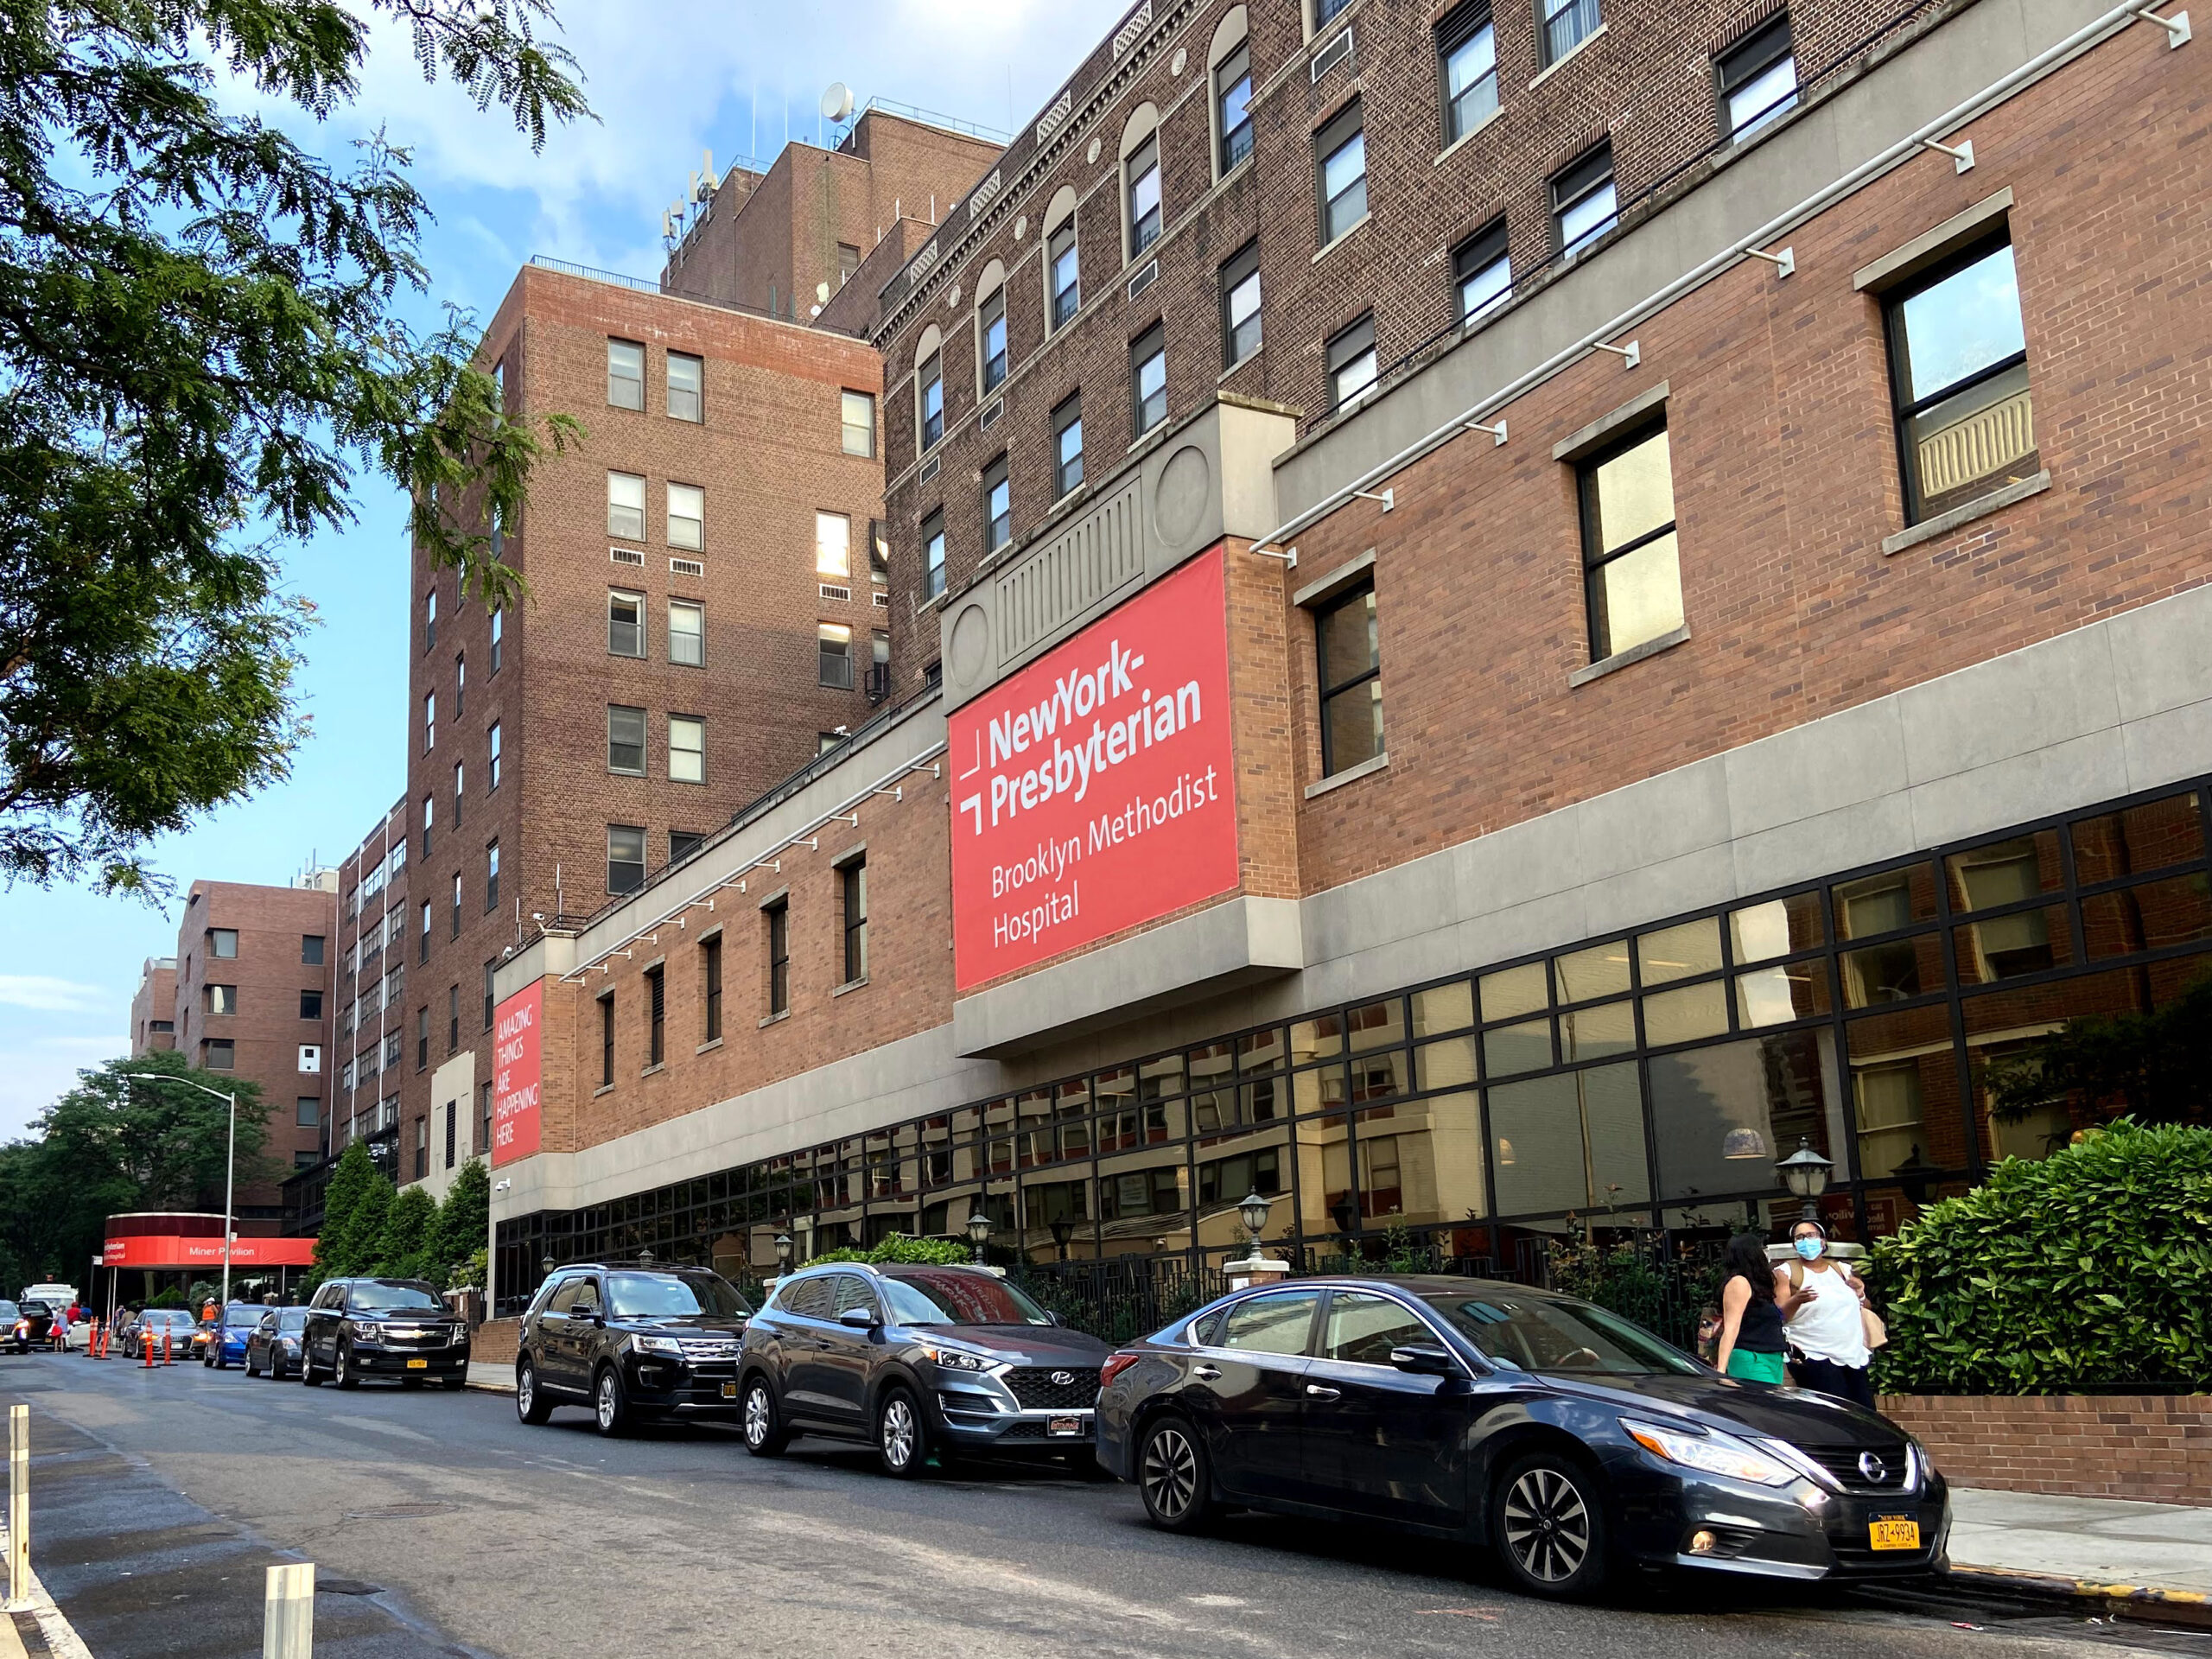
19;1302;47;1316
0;1304;16;1320
878;1269;1052;1326
346;1283;443;1313
276;1308;308;1331
605;1272;749;1320
224;1305;263;1327
1421;1291;1701;1376
152;1311;194;1327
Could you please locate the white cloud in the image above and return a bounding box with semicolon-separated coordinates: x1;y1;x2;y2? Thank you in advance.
0;976;111;1014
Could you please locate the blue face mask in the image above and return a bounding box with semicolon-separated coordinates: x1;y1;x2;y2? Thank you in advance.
1793;1236;1823;1261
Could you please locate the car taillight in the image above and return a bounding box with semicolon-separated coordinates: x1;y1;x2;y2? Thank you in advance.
1099;1351;1141;1390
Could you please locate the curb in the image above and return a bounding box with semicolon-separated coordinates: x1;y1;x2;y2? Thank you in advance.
1946;1564;2212;1627
0;1523;96;1659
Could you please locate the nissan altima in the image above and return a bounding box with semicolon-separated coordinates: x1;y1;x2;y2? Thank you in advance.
1095;1274;1946;1599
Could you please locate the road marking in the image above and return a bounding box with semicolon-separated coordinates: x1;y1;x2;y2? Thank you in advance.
326;1416;435;1444
1185;1594;1245;1607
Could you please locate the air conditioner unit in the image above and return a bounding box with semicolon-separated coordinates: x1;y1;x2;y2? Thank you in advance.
864;663;892;705
980;399;1003;432
1127;259;1159;301
873;590;891;608
1312;25;1354;79
670;557;704;577
609;546;645;566
819;583;852;601
918;455;940;486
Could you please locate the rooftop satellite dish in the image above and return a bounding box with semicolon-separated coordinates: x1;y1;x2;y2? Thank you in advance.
820;82;855;123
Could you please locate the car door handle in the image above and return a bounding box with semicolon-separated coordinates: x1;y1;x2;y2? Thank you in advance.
1305;1384;1342;1402
1192;1365;1222;1381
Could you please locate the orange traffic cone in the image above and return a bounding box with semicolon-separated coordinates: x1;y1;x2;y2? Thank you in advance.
143;1330;155;1369
162;1330;174;1366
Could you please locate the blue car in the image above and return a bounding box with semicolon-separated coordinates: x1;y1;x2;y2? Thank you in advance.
205;1302;265;1370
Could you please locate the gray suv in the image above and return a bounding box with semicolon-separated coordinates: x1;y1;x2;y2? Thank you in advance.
736;1262;1109;1478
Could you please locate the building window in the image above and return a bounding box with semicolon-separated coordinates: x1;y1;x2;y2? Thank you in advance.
488;721;502;790
1220;243;1262;367
205;1039;235;1070
607;471;645;540
416;1007;428;1071
1048;216;1080;330
1052;394;1084;499
300;988;322;1020
645;963;665;1068
423;690;435;752
444;1099;456;1170
419;899;431;963
210;927;238;959
842;858;868;984
670;715;705;783
608;825;645;895
607;338;645;410
594;992;613;1087
297;1096;320;1128
486;840;499;912
489;606;503;674
1540;0;1601;64
918;352;944;450
1439;4;1498;144
1579;422;1684;662
207;982;238;1014
841;389;875;456
978;288;1007;393
483;961;495;1030
607;704;646;774
871;628;890;694
480;1078;492;1153
1130;324;1167;437
922;511;946;601
421;794;434;860
453;759;464;824
1126;133;1162;257
1719;13;1796;138
448;984;459;1052
1453;220;1511;324
702;935;723;1041
1885;236;2035;523
815;511;851;578
1316;583;1383;776
423;588;437;654
818;624;854;690
608;589;645;656
671;831;704;865
1316;102;1367;245
1553;142;1618;257
766;900;790;1015
666;482;704;551
302;933;325;966
454;651;465;715
669;600;704;666
666;351;702;422
982;456;1011;555
818;732;842;755
838;242;861;287
1217;42;1254;174
1325;315;1378;412
451;873;461;938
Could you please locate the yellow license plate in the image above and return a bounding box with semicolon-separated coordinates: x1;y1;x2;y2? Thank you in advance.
1868;1517;1920;1550
405;1357;429;1370
721;1381;737;1399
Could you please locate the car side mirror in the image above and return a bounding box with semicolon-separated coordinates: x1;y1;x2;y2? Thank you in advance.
837;1306;878;1330
1389;1343;1459;1376
575;1304;601;1324
1045;1310;1063;1326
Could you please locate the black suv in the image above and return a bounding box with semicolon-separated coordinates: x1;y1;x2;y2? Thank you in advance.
737;1262;1110;1477
300;1277;469;1389
514;1263;753;1434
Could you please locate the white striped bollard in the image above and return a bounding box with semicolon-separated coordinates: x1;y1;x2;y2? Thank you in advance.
264;1561;315;1657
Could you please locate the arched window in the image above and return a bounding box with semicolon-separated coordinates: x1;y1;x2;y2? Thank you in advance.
974;260;1008;396
1210;9;1254;179
1121;104;1163;262
913;323;944;451
1042;186;1080;333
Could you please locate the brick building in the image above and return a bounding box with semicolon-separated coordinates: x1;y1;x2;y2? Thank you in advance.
128;877;339;1230
472;0;2210;1313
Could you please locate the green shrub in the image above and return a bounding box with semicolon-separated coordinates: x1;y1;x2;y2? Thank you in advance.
803;1233;971;1268
1865;1120;2212;1394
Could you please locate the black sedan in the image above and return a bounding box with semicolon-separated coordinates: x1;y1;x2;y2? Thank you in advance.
738;1262;1110;1477
1096;1274;1947;1599
244;1307;310;1378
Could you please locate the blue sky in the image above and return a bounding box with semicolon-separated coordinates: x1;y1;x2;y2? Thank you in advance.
0;0;1128;1142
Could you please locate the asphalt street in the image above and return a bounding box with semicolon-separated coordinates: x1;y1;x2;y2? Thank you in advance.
3;1351;2203;1659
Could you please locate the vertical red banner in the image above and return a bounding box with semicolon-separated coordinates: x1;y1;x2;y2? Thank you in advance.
948;546;1241;991
490;981;543;1167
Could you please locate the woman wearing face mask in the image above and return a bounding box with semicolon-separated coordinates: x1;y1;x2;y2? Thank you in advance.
1713;1231;1815;1385
1780;1219;1876;1408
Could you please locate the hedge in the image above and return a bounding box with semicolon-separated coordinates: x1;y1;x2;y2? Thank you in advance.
1864;1121;2212;1394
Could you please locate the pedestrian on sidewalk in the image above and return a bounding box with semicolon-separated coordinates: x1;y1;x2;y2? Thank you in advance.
1713;1231;1806;1384
1781;1220;1877;1408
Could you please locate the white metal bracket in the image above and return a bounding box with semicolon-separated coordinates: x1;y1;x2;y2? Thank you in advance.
1922;137;1975;173
1745;245;1796;277
2135;4;2191;42
1250;543;1300;569
1592;339;1641;369
1465;417;1509;446
1349;487;1395;512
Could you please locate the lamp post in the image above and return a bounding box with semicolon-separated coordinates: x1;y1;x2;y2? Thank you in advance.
1774;1136;1834;1226
965;1205;994;1266
1237;1191;1271;1266
1047;1217;1073;1262
123;1073;239;1312
772;1233;793;1273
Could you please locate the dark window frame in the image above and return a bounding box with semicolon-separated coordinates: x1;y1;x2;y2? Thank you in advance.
1129;322;1167;438
1126;132;1163;257
1576;418;1679;663
1716;12;1797;138
1048;218;1081;331
607;824;646;896
702;935;723;1042
665;350;703;423
918;352;944;450
645;963;665;1069
922;509;947;601
766;901;791;1016
1216;41;1255;174
1314;581;1383;777
979;286;1007;393
842;858;868;985
1881;232;2033;525
982;455;1011;554
1437;3;1499;146
599;991;615;1087
607;703;647;775
607;337;645;410
1052;393;1084;499
1538;0;1601;66
1220;242;1262;367
1552;142;1618;257
1315;100;1368;245
1325;314;1377;413
1452;219;1512;324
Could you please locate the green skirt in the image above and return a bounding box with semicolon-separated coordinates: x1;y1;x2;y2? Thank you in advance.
1726;1349;1789;1384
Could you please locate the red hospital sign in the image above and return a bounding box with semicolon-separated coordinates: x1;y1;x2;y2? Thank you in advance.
950;545;1240;991
491;982;543;1166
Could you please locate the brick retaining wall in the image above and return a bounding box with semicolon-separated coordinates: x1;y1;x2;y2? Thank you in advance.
470;1318;518;1369
1879;1395;2212;1503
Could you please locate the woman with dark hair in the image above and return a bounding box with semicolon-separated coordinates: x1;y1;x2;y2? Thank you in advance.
1713;1231;1808;1384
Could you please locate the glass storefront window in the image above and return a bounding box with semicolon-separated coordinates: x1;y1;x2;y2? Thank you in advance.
1290;1011;1344;1063
1411;980;1474;1035
1643;979;1729;1046
1637;917;1722;986
1953;904;2073;983
1736;957;1833;1027
1480;961;1548;1022
1484;1018;1553;1077
1947;830;2062;913
1489;1062;1647;1217
1839;932;1945;1007
2071;791;2203;885
1560;998;1634;1060
1240;1026;1287;1072
1347;999;1404;1052
1847;1002;1962;1177
1730;891;1826;962
1415;1037;1478;1090
2081;872;2212;959
1649;1029;1846;1203
1554;939;1630;1005
1834;864;1936;938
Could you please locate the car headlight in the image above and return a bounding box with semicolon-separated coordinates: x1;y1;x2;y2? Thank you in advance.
632;1334;684;1357
920;1345;991;1372
278;1338;299;1351
1622;1418;1798;1486
346;1319;379;1341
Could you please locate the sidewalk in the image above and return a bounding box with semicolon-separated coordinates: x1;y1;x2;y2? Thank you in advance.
1946;1486;2212;1611
466;1359;515;1393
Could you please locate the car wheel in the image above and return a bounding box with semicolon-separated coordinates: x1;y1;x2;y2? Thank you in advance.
333;1342;360;1389
300;1344;321;1385
875;1385;927;1478
1136;1414;1214;1533
214;1348;228;1370
740;1376;787;1457
1491;1451;1609;1599
516;1357;553;1424
245;1351;258;1377
592;1365;629;1437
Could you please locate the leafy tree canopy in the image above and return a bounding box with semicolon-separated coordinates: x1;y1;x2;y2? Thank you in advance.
1;0;588;894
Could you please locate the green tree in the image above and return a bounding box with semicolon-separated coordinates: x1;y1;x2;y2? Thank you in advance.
432;1159;490;1284
1986;971;2212;1131
1;0;588;894
310;1139;392;1282
376;1184;438;1280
